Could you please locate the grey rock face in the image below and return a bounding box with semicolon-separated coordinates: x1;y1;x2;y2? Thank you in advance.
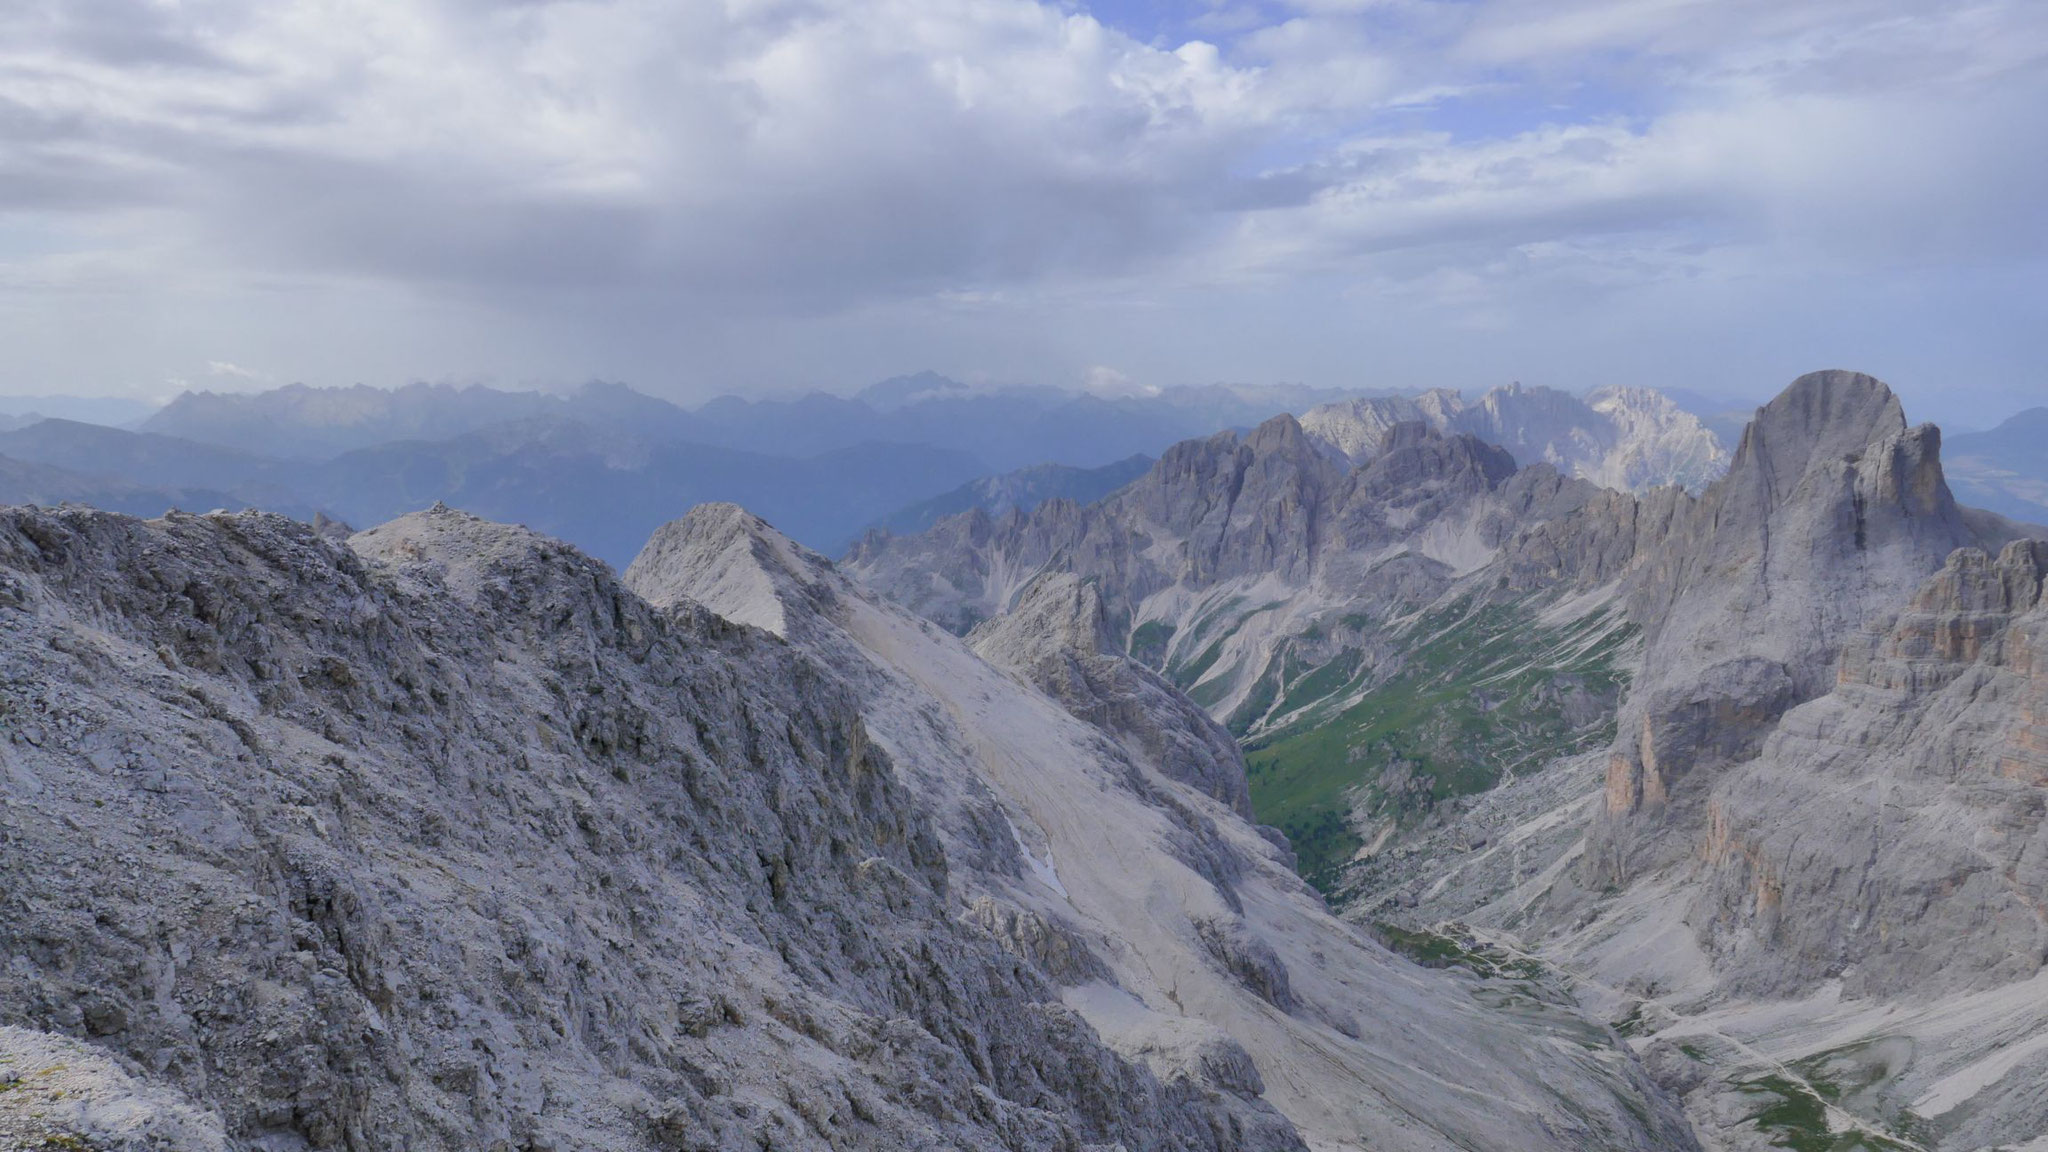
1590;370;1995;881
1330;374;2048;1151
0;504;1292;1151
846;413;1533;641
1693;538;2048;999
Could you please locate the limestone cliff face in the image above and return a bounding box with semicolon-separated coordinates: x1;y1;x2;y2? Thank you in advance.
1589;370;1990;880
0;505;1296;1152
1692;539;2048;998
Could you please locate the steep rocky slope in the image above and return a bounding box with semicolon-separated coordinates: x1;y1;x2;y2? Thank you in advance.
1696;539;2048;1000
1590;370;1990;880
3;505;1251;1150
0;502;1694;1151
626;504;1696;1152
963;571;1254;818
1358;538;2048;1152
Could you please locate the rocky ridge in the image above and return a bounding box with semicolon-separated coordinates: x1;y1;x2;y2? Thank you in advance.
1297;382;1729;495
963;571;1255;818
0;501;1695;1151
1324;374;2048;1150
0;505;1274;1150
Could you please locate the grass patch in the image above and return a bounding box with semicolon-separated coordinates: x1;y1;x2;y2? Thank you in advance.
1173;638;1229;691
1244;596;1636;891
1373;922;1546;981
1734;1072;1924;1152
1271;647;1365;723
1128;620;1176;668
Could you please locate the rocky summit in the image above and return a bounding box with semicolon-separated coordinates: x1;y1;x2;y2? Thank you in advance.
0;501;1693;1150
850;369;2048;1152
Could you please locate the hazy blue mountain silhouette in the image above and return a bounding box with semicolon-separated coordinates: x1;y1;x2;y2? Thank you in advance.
1944;407;2048;525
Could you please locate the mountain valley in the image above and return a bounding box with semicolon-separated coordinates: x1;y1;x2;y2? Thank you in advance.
848;370;2048;1151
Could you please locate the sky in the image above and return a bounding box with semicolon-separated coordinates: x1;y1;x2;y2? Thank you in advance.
2;0;2045;426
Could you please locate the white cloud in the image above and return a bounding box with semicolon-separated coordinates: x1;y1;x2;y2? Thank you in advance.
0;0;2041;411
1081;364;1158;397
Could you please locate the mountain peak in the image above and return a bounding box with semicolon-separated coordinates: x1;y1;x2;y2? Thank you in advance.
975;570;1115;657
855;370;972;411
1738;370;1908;484
349;502;605;611
624;503;835;637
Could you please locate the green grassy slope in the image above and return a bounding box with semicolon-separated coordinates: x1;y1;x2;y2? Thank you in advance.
1242;596;1636;892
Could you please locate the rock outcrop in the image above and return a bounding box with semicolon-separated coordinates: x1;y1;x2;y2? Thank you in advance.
0;505;1284;1151
1591;370;1991;879
1694;538;2048;999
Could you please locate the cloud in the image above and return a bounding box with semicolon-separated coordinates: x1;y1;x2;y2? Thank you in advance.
0;0;2042;413
0;0;1286;307
1081;364;1158;397
205;359;260;379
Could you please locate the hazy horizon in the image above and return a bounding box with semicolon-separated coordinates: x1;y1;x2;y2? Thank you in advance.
1;369;2037;442
4;0;2044;429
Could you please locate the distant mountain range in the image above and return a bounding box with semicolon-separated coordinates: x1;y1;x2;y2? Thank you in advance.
863;454;1156;539
0;393;158;428
136;376;1386;472
0;376;1616;564
1944;407;2048;525
0;453;263;521
8;377;1381;564
17;373;2030;574
1299;382;1729;494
